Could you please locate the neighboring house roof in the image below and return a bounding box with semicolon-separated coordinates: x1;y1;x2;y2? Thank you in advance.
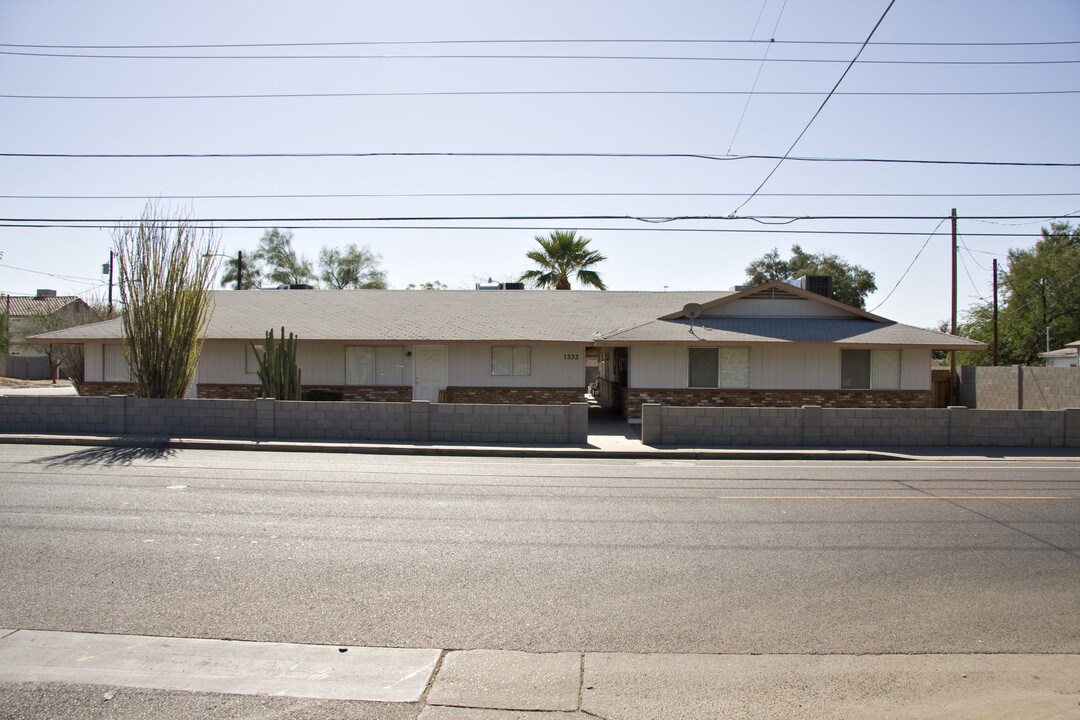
1065;339;1080;349
5;295;86;317
1039;348;1080;359
31;283;986;349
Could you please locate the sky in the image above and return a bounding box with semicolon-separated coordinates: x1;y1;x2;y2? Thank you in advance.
1;0;1078;329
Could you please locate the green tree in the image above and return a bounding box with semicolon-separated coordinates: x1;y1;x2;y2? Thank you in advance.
520;230;607;290
957;222;1080;366
115;205;219;398
318;244;387;289
254;229;315;286
219;251;263;289
0;303;9;359
406;280;448;290
745;244;877;309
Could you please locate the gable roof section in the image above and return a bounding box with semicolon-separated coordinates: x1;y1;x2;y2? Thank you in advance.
5;295;86;317
659;280;888;322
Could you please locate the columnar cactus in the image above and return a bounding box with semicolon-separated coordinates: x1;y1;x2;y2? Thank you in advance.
252;326;302;400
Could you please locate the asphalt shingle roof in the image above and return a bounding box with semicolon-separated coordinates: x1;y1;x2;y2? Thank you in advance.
31;288;984;349
4;295;83;317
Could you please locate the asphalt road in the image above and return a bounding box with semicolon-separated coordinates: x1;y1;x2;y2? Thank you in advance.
1;444;1078;656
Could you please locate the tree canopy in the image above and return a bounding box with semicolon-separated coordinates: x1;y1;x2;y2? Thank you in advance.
957;222;1080;366
318;244;387;289
219;251;263;289
520;230;607;290
254;229;315;286
745;244;877;309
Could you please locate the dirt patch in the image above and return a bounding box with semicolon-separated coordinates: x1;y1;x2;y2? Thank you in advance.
0;377;74;389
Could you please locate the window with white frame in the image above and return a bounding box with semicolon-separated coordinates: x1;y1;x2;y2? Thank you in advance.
345;346;405;385
841;349;901;389
687;347;750;388
245;344;259;374
102;344;133;382
491;346;531;376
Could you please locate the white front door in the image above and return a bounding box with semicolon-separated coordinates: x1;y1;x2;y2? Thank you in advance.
413;345;448;402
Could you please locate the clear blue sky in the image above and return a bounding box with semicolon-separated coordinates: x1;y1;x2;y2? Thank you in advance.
1;0;1077;329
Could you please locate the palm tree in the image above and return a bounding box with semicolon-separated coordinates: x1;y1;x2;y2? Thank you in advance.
520;230;607;290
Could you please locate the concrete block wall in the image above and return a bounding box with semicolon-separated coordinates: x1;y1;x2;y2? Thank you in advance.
272;400;412;441
0;397;589;445
428;402;588;444
959;365;1080;410
641;403;1078;448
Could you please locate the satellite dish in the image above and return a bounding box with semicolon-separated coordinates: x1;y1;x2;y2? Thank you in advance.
683;303;703;319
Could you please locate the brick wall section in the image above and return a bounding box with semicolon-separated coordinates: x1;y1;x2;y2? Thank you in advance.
0;397;589;445
79;382;137;396
640;404;1076;448
958;365;1080;410
444;387;584;404
624;388;932;419
197;383;413;401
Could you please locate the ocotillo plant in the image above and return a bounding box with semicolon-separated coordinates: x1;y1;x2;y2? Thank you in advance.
115;204;219;398
252;326;302;400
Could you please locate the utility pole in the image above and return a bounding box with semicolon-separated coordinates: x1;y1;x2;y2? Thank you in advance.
992;258;999;366
950;208;958;404
236;250;243;290
101;250;114;313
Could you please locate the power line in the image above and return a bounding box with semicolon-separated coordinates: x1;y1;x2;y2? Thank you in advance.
8;49;1076;66
4;88;1077;100
867;218;946;313
731;0;898;215
0;222;1049;237
727;0;790;154
5;191;1078;200
2;151;1077;167
2;38;1078;49
0;262;103;283
1;213;1074;224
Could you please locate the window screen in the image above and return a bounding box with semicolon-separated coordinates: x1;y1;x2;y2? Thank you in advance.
689;347;750;388
346;346;405;385
842;349;901;389
492;346;531;376
688;347;719;387
102;344;133;382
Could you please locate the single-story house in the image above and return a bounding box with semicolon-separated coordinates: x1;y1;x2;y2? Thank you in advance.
32;280;985;418
3;290;98;380
1039;340;1080;367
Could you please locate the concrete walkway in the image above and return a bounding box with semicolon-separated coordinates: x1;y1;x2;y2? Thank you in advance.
2;629;1078;718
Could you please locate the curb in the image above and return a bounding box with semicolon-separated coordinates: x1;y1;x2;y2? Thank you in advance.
3;433;1078;462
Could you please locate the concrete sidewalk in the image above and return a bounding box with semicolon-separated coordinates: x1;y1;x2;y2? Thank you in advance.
2;630;1078;719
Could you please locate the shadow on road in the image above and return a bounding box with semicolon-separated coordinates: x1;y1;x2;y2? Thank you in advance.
33;443;177;467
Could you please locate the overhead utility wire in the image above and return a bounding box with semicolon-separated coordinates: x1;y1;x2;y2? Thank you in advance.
4;151;1077;167
0;222;1046;237
3;39;1078;49
5;89;1076;100
730;0;897;215
7;191;1078;200
867;218;946;313
7;49;1075;65
728;0;790;154
1;213;1071;223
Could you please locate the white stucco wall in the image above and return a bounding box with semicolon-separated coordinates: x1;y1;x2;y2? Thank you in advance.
194;340;584;388
626;345;931;391
448;342;585;387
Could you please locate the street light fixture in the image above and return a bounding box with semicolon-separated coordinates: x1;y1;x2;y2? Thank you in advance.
205;251;244;290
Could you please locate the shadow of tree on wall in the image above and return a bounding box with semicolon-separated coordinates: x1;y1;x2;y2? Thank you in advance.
33;443;176;467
